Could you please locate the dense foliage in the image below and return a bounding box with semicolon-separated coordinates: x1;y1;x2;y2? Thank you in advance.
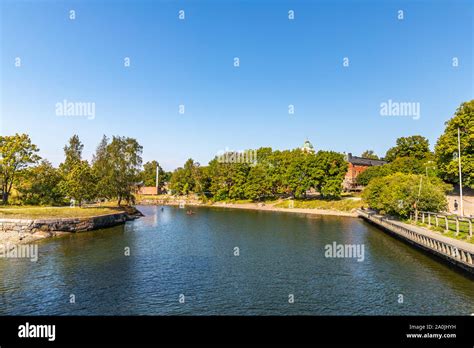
362;173;451;217
360;150;379;159
91;136;143;205
384;135;432;162
169;149;348;201
0;134;41;204
59;160;97;206
434;99;474;189
359;100;473;216
141;160;171;188
356;156;435;186
0;134;143;207
2;100;471;213
16;160;64;206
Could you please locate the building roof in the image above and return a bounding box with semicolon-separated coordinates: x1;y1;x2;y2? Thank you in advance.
347;153;387;166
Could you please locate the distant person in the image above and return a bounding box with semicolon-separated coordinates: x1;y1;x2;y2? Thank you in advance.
453;200;458;212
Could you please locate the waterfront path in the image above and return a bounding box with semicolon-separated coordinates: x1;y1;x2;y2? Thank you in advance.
357;209;474;274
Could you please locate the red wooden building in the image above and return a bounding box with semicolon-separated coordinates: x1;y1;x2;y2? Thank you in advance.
343;153;386;191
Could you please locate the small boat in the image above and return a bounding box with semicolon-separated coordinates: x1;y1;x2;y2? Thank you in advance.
186;210;195;215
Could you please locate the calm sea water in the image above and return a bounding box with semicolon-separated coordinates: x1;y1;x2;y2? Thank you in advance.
0;205;472;315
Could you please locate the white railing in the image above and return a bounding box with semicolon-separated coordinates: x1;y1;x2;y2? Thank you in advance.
358;210;474;270
410;211;473;238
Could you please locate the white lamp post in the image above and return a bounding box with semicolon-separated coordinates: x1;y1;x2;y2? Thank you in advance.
156;165;159;192
457;127;464;217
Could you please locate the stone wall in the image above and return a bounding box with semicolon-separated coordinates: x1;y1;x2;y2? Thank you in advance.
0;211;140;243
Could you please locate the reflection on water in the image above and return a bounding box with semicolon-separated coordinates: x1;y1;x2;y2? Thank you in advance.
0;205;472;315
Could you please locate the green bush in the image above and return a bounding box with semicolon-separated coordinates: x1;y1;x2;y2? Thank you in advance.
356;156;434;186
356;165;393;186
362;173;451;217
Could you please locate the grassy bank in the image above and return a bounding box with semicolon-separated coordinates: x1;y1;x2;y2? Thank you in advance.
410;220;473;244
0;206;124;219
274;198;365;212
136;193;365;213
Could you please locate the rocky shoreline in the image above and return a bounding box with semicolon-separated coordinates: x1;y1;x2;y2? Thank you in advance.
0;207;143;247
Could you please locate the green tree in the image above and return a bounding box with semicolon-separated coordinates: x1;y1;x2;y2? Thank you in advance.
285;150;314;198
207;159;250;200
362;173;451;217
60;160;97;206
357;156;433;186
169;159;200;195
169;167;185;195
313;151;348;198
104;136;143;205
356;165;393;186
265;149;291;196
194;165;211;197
92;135;109;165
389;157;427;175
385;135;431;162
0;134;41;204
17;160;64;205
361;150;379;159
92;135;113;199
141;160;166;187
60;135;84;174
206;159;226;199
170;147;348;201
182;159;197;193
435;100;474;189
244;164;272;201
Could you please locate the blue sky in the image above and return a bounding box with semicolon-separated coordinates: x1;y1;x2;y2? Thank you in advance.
1;0;472;170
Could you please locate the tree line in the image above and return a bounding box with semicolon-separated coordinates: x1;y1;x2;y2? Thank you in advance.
169;99;472;216
1;99;472;216
0;134;152;206
360;100;473;189
169;149;348;201
360;100;473;217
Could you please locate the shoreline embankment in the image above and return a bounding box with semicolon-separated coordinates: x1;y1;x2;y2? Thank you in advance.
0;208;143;247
